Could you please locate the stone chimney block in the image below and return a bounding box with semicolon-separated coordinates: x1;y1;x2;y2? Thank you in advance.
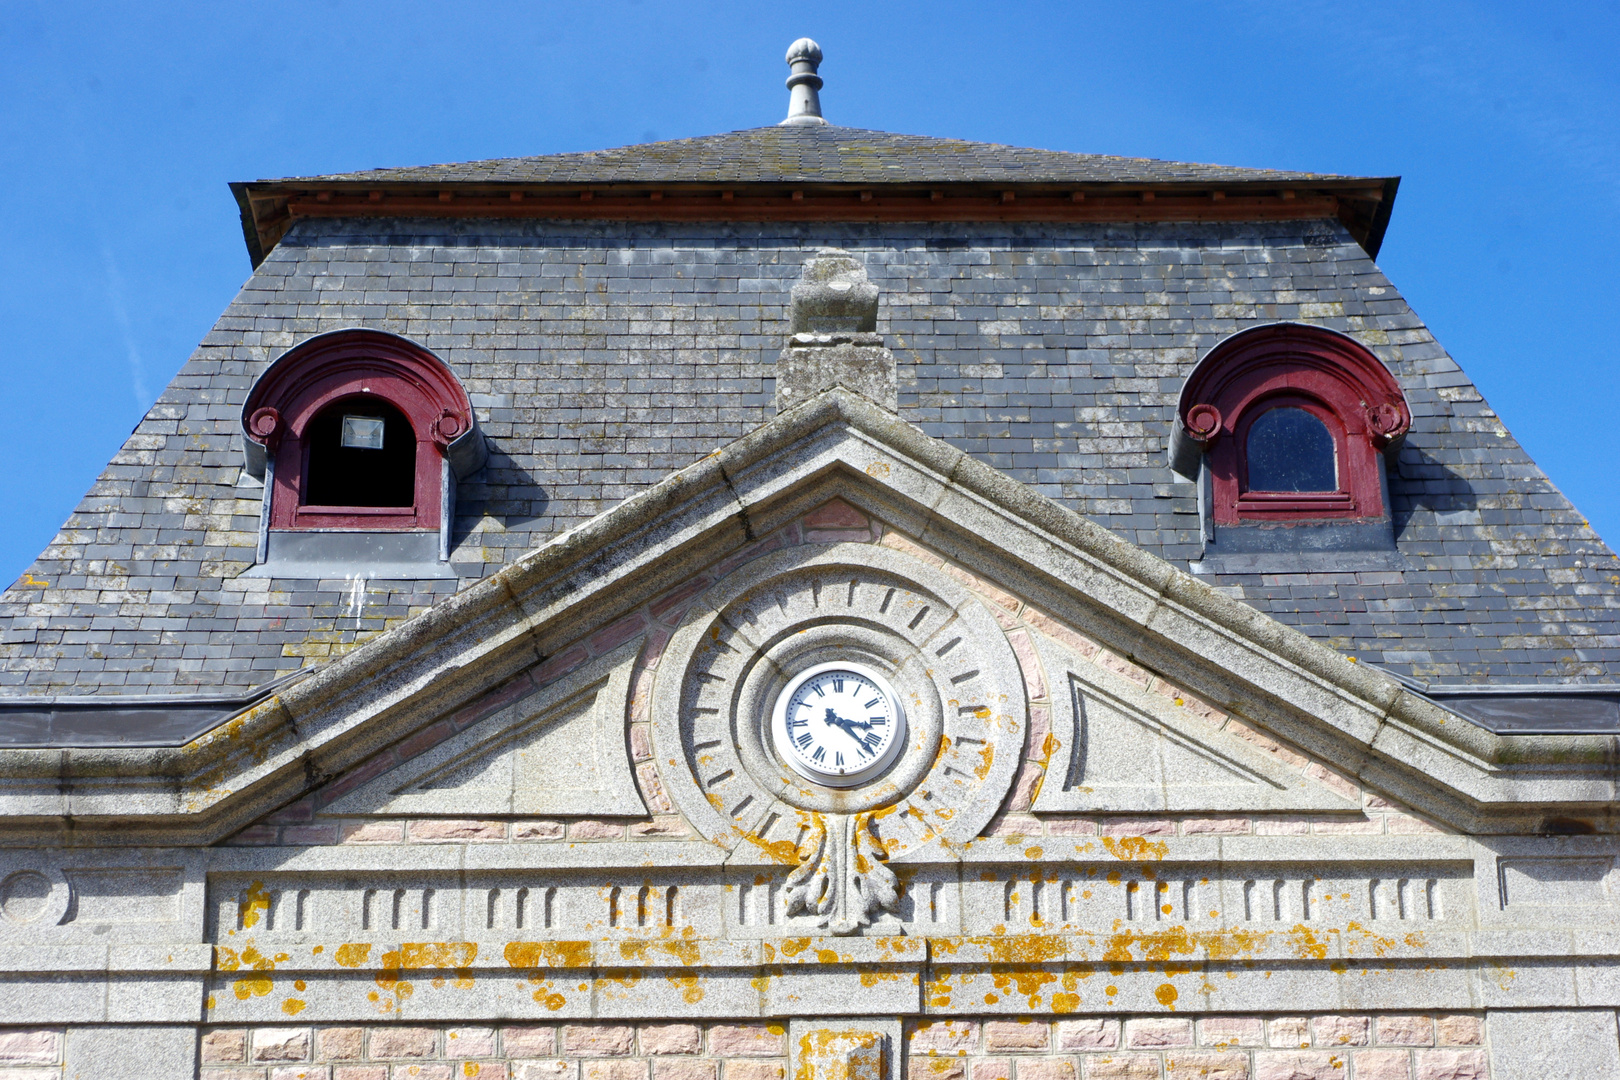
776;250;896;413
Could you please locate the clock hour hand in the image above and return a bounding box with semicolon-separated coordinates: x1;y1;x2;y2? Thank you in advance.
821;710;878;758
822;708;871;731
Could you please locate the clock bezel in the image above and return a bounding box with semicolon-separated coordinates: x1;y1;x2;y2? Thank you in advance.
770;660;909;789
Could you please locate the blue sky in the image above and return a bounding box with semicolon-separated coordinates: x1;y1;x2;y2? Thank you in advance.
2;2;1617;585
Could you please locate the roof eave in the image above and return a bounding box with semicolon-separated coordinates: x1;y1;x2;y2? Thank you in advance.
231;176;1398;267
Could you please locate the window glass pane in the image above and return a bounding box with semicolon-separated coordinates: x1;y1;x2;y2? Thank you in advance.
340;415;386;450
304;399;417;507
1246;407;1337;492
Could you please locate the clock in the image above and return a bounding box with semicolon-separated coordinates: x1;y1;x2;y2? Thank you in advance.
770;661;907;788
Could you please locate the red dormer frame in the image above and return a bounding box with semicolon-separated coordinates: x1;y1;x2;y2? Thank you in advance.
242;330;474;531
1179;324;1410;527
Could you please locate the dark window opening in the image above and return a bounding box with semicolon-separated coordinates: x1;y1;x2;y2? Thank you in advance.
1245;407;1337;493
303;399;417;508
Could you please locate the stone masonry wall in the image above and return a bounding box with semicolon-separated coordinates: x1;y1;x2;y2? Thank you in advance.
0;1014;1489;1080
906;1015;1488;1080
183;1019;790;1080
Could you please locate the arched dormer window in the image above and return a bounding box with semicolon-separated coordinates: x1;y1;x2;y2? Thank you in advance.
239;330;486;578
1171;323;1411;573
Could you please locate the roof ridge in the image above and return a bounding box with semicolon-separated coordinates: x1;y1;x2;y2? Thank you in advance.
259;123;1367;186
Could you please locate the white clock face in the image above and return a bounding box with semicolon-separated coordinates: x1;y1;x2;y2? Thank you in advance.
770;662;907;788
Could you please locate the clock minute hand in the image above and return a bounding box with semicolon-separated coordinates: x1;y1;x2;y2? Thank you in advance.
823;711;877;758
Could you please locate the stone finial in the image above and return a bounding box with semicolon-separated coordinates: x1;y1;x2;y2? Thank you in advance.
789;251;878;334
781;38;828;126
776;250;895;412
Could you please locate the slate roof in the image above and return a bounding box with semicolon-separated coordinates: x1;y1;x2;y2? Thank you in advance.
3;130;1617;717
278;125;1360;187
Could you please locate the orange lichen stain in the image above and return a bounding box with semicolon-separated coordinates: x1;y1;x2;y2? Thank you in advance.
859;970;901;988
779;937;812;958
234;976;273;1001
991;966;1059;1009
1342;922;1401;959
219;942;288;1001
1403;932;1428;949
402;942;478;990
505;941;589;1010
1105;870;1122;886
975;742;995;780
281;998;306;1016
504;941;591;969
1285;925;1331;961
1161;905;1174;916
465;1065;484;1078
294;980;307;991
1105;984;1118;997
1154;982;1179;1009
312;945;324;955
736;819;807;866
334;943;372;968
978;935;1066;965
793;1027;886;1080
372;950;415;1013
204;995;217;1011
816;949;843;965
239;881;272;929
1024;847;1044;860
1101;836;1168;862
667;974;705;1003
659;940;701;966
1099;925;1271;966
984;993;1000;1005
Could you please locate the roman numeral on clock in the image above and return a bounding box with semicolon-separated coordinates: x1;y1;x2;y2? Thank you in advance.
796;732;812;748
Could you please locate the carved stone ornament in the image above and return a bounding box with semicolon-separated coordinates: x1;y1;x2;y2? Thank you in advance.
649;540;1027;933
783;810;899;935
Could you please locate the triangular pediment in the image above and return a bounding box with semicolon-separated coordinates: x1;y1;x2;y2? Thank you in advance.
20;389;1579;844
316;640;645;819
1031;654;1359;815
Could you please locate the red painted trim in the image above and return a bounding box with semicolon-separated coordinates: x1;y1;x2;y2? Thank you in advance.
242;330;473;531
1180;324;1409;526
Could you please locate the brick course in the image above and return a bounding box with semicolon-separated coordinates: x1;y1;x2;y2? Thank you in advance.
901;1013;1488;1080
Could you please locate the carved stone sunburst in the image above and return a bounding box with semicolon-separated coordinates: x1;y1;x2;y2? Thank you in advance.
650;542;1027;873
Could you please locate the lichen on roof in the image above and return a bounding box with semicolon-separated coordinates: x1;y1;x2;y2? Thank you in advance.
270;124;1359;188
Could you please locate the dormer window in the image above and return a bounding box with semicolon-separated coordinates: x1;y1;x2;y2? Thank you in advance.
304;400;417;510
1171;323;1411;573
1244;405;1337;495
239;330;486;579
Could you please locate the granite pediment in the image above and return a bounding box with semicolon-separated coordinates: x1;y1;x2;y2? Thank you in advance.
316;640;645;819
5;390;1594;845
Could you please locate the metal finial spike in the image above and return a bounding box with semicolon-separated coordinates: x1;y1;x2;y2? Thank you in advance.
780;38;828;126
